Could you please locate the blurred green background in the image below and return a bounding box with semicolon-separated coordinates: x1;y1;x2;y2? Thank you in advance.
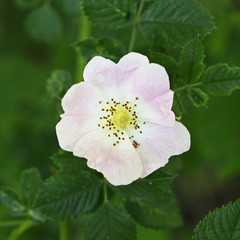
0;0;240;239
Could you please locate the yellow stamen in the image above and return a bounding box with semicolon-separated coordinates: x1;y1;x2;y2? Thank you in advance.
97;98;144;148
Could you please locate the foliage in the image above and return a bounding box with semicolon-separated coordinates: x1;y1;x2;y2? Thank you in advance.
192;199;240;240
187;88;209;107
74;36;127;62
1;0;240;239
201;64;240;95
140;0;215;48
0;188;25;216
178;38;206;85
51;150;88;171
85;203;137;240
149;51;177;84
125;190;183;230
31;170;102;219
21;168;43;207
82;0;137;29
111;169;175;201
46;70;73;98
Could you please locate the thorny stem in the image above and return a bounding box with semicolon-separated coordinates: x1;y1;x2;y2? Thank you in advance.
75;11;91;82
128;0;145;52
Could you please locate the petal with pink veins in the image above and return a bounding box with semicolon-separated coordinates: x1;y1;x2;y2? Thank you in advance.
126;63;170;102
73;130;143;186
136;90;175;126
117;52;149;72
83;56;118;91
56;82;104;151
134;121;190;178
56;52;191;186
83;53;149;99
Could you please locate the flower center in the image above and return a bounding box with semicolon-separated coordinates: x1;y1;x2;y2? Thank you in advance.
97;98;145;148
112;109;131;129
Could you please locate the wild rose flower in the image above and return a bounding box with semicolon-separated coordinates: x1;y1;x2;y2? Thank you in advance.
56;52;190;186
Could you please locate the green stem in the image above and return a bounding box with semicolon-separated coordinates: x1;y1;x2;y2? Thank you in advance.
59;220;70;240
75;11;91;82
0;219;27;228
128;0;145;52
173;82;202;92
103;180;108;203
7;220;34;240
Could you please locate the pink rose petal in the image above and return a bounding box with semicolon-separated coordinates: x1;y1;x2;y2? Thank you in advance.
56;52;191;185
73;130;142;186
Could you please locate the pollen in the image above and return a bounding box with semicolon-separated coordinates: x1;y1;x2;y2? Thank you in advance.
97;97;144;148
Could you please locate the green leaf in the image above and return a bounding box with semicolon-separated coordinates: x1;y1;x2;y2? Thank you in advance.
74;36;126;62
111;169;175;202
0;188;25;215
21;168;42;207
51;150;88;171
149;50;177;85
53;0;81;15
15;0;41;9
25;6;63;44
172;93;185;117
192;199;240;240
140;0;215;48
178;38;206;84
85;203;137;240
46;70;72;98
125;190;183;230
201;63;240;95
31;171;101;219
188;88;209;107
82;0;137;29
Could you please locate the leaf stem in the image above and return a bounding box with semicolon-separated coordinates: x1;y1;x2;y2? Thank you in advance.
173;82;202;92
59;220;70;240
103;180;108;203
128;0;145;52
0;219;27;228
75;10;91;82
7;220;34;240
